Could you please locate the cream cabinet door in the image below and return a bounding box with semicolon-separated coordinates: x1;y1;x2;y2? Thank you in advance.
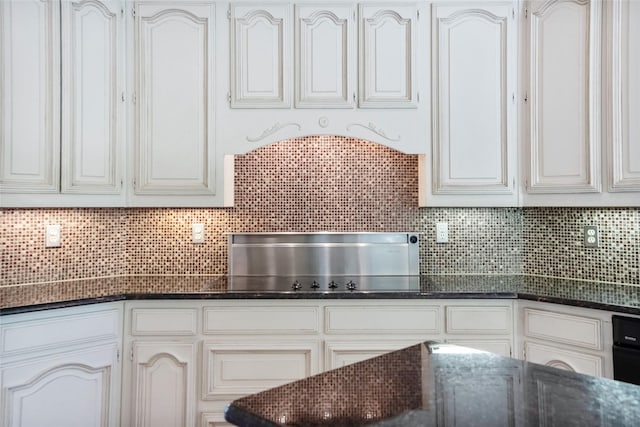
358;3;417;108
526;0;602;194
230;3;290;108
61;0;123;194
0;304;122;427
0;0;60;193
524;341;603;377
134;1;216;196
607;0;640;193
295;4;355;108
1;343;120;427
434;365;522;427
427;2;518;206
129;341;197;427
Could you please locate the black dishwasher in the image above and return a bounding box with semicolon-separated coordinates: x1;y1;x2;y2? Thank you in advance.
612;315;640;385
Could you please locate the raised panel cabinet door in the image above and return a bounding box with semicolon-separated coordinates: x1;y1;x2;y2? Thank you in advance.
524;341;603;377
230;3;290;108
130;341;196;427
0;0;60;193
445;339;512;357
324;340;424;370
1;343;120;427
202;341;320;399
359;3;417;108
61;0;123;194
527;0;602;193
431;3;516;196
295;4;355;108
608;0;640;192
528;365;615;425
135;2;215;195
434;365;522;427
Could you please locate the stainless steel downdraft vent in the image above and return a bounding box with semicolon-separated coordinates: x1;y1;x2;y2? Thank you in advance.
228;232;420;292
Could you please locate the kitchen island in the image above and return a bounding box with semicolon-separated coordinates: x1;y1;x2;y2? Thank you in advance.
225;341;640;426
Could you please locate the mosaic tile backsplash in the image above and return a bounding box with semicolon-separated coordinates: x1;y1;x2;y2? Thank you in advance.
1;136;639;286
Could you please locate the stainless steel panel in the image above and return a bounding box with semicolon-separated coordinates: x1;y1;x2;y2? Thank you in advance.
229;232;420;277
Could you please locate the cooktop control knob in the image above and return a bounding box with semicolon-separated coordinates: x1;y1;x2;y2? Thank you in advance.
311;280;320;289
345;281;357;291
292;281;302;291
328;281;338;289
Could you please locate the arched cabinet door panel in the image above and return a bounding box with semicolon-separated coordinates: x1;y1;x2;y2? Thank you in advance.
134;2;216;196
358;4;417;108
129;341;197;427
295;4;355;108
527;0;602;194
61;0;123;194
425;2;518;207
1;344;120;427
0;0;60;193
608;0;640;192
230;4;290;108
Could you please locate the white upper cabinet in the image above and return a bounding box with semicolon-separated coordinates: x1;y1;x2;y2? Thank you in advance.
522;0;639;206
295;4;355;108
133;1;216;197
1;0;125;207
358;3;417;108
230;3;290;108
607;0;640;193
420;2;518;207
0;0;60;194
525;0;602;194
61;0;123;194
218;1;429;155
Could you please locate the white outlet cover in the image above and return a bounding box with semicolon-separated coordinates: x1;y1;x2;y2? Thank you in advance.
192;223;205;244
45;224;61;248
436;222;449;243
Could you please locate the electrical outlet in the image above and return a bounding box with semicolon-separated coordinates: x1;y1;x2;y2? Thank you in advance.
436;222;449;243
584;225;598;247
45;224;61;248
192;223;205;244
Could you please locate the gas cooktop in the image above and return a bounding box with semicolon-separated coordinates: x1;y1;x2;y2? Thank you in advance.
227;275;421;293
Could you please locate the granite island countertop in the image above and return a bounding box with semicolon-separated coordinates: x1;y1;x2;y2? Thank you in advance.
1;274;639;316
225;341;640;427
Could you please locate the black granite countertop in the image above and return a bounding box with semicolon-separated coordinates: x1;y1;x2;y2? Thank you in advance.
1;274;639;316
225;341;640;427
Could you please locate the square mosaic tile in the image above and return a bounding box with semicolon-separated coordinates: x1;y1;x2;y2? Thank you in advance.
1;136;638;288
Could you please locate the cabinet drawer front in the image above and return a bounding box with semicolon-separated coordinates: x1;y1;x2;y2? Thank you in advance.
203;306;320;335
445;339;512;357
130;308;198;336
446;306;512;335
524;342;603;377
524;308;602;350
1;308;120;355
325;305;440;335
324;340;422;370
202;341;319;398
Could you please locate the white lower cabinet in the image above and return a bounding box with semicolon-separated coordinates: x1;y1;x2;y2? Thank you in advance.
128;341;197;427
0;303;123;427
523;341;603;377
517;301;613;378
434;365;522;427
442;303;514;357
120;299;519;425
202;340;320;399
3;298;621;427
324;340;425;370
